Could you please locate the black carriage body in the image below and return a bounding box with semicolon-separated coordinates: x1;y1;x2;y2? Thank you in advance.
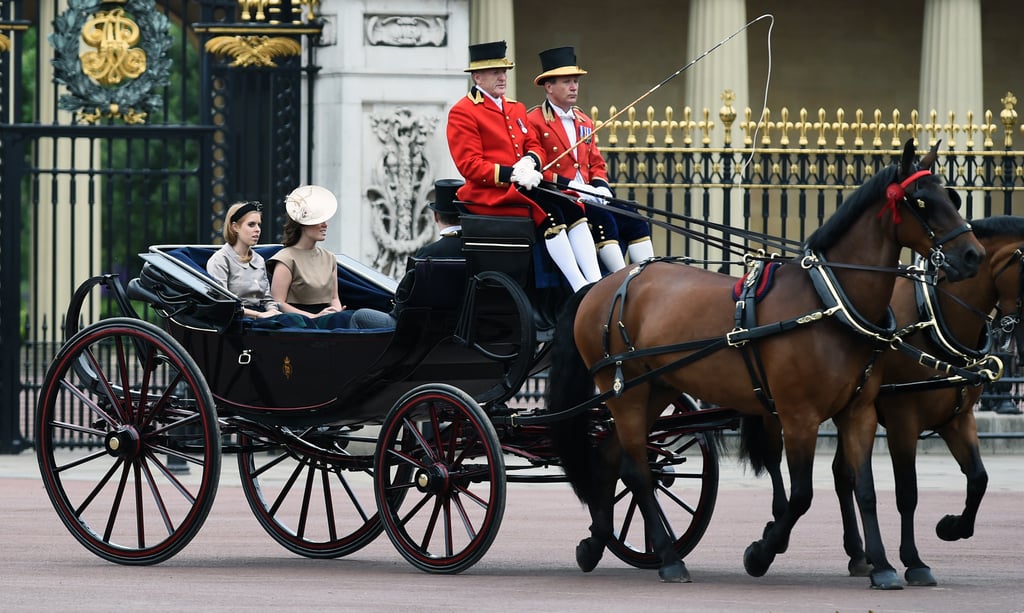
130;245;528;426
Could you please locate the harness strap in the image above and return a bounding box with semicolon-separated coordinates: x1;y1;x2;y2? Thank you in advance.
733;259;776;413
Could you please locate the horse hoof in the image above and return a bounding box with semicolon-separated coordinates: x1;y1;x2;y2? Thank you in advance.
869;569;904;590
905;566;937;587
848;557;873;577
575;539;604;573
935;514;971;541
658;561;691;583
743;541;773;577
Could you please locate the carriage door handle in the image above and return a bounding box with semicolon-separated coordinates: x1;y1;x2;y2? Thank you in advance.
238;349;252;365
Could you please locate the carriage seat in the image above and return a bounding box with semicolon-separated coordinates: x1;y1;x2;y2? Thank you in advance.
132;245;395;333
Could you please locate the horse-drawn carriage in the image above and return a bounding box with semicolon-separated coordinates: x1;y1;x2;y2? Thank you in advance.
36;140;1010;587
34;204;731;574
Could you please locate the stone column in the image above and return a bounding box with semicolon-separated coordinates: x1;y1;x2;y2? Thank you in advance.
311;0;470;276
919;0;983;218
919;0;983;136
684;0;750;273
469;0;517;99
684;0;750;139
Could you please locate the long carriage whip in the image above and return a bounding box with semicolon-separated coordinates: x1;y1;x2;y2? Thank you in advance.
541;13;775;174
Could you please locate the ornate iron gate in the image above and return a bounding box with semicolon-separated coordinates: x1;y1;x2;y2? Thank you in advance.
0;0;321;452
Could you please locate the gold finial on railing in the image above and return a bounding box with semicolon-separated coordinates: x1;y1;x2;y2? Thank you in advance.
720;89;737;147
812;108;830;146
1000;92;1017;148
797;108;810;146
740;107;755;146
759;108;771;146
777;107;793;147
643;106;658;145
906;109;923;146
682;106;695;145
622;106;639;145
944;111;959;149
924;109;941;147
888;109;904;148
833;108;849;147
853;109;866;147
662;106;677;145
981;109;996;148
963;110;977;149
869;109;884;147
698;107;714;145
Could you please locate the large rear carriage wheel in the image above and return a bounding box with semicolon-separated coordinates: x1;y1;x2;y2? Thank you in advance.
374;384;506;573
607;395;720;568
35;318;221;565
237;425;383;558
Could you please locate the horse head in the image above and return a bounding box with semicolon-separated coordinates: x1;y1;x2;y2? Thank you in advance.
892;139;983;281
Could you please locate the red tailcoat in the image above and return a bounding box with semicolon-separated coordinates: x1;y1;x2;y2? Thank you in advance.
447;88;559;226
527;100;610;190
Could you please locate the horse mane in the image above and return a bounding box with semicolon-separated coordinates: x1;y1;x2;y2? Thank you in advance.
969;215;1024;239
806;164;900;251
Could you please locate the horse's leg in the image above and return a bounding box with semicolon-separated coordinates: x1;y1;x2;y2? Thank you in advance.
885;427;936;586
935;419;988;542
574;432;620;573
743;420;817;579
834;405;903;590
833;432;872;576
739;416;789;530
612;389;690;582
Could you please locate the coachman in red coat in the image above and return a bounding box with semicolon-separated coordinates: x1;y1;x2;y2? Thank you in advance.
527;46;655;273
446;40;601;292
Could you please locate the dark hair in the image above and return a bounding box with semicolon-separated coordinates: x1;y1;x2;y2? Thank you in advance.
281;217;303;247
437;211;460;226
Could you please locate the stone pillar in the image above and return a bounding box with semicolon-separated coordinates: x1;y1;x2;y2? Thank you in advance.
684;0;750;138
311;0;469;277
684;0;750;274
919;0;983;218
469;0;516;99
919;0;983;137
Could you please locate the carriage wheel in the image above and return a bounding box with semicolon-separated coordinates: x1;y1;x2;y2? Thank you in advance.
374;384;506;573
607;395;720;569
35;317;221;565
237;425;383;558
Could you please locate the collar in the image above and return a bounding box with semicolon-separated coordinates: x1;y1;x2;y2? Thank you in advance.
440;225;462;237
543;99;576;122
470;87;505;110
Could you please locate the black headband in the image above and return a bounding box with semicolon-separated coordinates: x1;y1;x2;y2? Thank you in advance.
230;201;262;223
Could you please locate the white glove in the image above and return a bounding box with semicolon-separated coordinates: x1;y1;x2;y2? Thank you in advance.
512;156;537;173
511;164;542;190
569;180;606;205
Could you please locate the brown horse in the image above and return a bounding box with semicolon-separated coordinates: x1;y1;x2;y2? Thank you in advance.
829;215;1024;586
546;140;984;587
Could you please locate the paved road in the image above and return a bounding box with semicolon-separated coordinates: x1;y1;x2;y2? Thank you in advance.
2;450;1021;612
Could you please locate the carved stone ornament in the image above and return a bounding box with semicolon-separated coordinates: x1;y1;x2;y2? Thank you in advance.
364;14;446;48
365;108;440;277
49;0;172;124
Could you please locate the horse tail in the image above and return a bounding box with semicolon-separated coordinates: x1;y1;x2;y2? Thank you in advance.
546;284;600;507
738;414;777;477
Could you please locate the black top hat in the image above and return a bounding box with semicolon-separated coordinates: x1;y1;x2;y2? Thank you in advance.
465;40;515;72
534;46;587;86
428;179;465;215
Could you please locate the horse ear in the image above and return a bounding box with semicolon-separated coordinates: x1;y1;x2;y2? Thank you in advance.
899;138;916;175
919;139;941;170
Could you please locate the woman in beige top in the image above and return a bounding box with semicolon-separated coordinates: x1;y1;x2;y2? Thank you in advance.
269;185;352;329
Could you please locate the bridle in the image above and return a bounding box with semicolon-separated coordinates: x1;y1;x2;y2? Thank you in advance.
883;168;975;271
991;246;1024;357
